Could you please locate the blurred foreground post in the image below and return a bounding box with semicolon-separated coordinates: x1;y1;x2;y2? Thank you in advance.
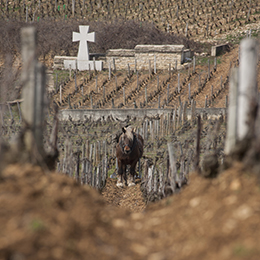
20;26;58;168
237;39;258;140
21;26;46;158
225;68;238;155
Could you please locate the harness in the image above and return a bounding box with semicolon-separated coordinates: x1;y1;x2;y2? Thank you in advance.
120;133;137;154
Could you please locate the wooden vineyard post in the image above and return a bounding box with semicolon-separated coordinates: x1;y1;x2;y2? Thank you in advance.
113;58;116;73
177;105;182;128
195;115;201;173
89;143;93;164
225;95;228;108
158;165;163;195
95;166;100;189
67;64;71;80
88;64;91;78
60;85;62;104
136;71;139;91
98;165;102;190
123;86;125;105
167;143;177;193
193;56;196;73
21;27;46;161
167;84;169;106
7;103;13;121
26;6;28;22
103;140;107;180
238;39;258;141
153;169;158;193
185;22;188;37
160;116;164;137
188;83;191;103
111;98;114;108
82;142;86;178
92;165;96;188
17;101;22;123
145;86;147;105
145;119;149;141
183;101;187;123
75;150;80;183
191;99;196;126
205;95;208;108
154;55;156;74
172;108;176;132
138;159;141;178
208;59;210;78
72;0;75;16
156;119;160;138
143;159;148;179
150;120;154;142
147;165;154;193
177;73;180;93
74;72;77;91
225;70;238;155
21;26;36;150
93;57;96;73
55;73;58;92
96;141;100;165
90;94;93;109
109;61;111;80
142;122;146;143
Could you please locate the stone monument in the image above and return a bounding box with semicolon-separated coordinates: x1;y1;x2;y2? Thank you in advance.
63;25;103;71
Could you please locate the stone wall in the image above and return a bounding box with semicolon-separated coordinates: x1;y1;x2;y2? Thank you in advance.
106;45;189;71
53;45;193;71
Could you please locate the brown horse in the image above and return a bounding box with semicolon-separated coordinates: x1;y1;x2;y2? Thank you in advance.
116;125;144;187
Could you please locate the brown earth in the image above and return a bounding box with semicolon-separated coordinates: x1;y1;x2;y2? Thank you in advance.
101;178;146;213
1;162;260;260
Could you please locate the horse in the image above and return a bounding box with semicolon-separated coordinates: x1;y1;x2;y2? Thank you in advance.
116;125;144;187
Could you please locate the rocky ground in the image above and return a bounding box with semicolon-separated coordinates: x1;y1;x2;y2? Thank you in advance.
1;162;260;260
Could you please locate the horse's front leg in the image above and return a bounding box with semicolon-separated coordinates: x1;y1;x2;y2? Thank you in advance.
122;164;128;187
128;160;137;187
116;160;124;188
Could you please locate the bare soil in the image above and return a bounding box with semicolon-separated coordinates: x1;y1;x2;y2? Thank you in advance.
53;43;260;111
1;162;260;260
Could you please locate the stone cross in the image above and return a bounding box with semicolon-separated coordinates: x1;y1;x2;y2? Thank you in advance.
73;25;95;61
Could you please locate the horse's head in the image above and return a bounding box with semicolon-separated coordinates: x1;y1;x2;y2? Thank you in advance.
120;126;135;154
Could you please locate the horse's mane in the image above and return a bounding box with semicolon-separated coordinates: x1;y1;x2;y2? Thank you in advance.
113;125;137;145
123;125;134;141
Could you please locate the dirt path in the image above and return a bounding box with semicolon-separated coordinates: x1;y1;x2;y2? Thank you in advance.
101;178;146;213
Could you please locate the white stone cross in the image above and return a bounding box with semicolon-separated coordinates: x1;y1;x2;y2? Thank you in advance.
73;25;95;61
